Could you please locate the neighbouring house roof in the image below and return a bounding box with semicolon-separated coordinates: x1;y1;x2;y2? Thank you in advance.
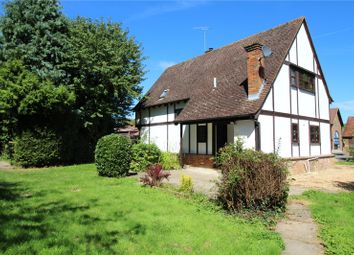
330;108;344;126
114;125;139;138
343;117;354;138
135;17;332;123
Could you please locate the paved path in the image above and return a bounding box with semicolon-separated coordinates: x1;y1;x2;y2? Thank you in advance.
165;167;221;198
276;200;324;255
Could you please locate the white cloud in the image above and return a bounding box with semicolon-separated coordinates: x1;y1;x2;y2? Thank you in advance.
158;61;176;70
333;100;354;112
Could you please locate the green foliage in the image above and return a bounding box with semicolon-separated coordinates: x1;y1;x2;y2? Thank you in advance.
160;152;181;170
0;60;74;155
216;141;288;212
95;134;132;177
0;164;283;254
0;0;145;165
130;142;161;172
179;175;193;193
0;0;69;82
301;190;354;255
13;127;62;167
64;17;144;130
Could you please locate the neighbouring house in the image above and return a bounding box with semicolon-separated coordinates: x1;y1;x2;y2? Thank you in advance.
329;108;344;152
134;17;333;168
343;117;354;156
115;125;139;139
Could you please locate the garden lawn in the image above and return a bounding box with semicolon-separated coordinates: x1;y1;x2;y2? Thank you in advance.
0;164;283;255
301;190;354;255
336;161;354;166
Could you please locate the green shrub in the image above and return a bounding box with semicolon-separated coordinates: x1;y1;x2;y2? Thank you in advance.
13;127;62;167
160;152;181;170
216;141;288;212
179;175;193;193
95;134;132;177
130;142;161;172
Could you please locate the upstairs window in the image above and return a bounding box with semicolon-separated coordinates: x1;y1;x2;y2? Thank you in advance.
290;66;315;93
310;125;320;144
197;125;207;143
291;123;299;144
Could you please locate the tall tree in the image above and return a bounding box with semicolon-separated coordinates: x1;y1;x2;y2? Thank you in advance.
0;0;69;83
64;17;144;139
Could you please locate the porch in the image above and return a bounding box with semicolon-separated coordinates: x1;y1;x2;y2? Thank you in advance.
179;120;258;168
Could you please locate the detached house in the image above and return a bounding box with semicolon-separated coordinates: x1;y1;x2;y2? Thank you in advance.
135;17;333;167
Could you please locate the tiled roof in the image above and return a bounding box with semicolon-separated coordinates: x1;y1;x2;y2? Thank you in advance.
343;117;354;138
137;17;319;122
330;108;343;126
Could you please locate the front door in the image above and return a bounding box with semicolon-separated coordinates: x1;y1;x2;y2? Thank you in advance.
216;123;228;153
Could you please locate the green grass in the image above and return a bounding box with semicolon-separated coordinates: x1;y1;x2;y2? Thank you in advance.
336;161;354;166
301;190;354;255
0;164;283;255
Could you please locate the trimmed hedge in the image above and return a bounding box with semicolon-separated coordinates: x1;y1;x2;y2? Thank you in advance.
95;134;132;177
130;142;161;172
216;141;288;212
13;127;62;167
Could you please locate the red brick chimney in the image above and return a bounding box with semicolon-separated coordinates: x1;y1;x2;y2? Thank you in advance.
244;43;265;100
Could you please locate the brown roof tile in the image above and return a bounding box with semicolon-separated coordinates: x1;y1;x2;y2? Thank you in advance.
343;117;354;138
330;108;343;126
137;17;306;122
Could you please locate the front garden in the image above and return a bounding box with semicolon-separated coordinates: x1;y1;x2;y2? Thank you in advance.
0;164;283;255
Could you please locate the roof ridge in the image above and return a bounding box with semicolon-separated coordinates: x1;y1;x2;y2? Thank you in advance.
164;16;305;71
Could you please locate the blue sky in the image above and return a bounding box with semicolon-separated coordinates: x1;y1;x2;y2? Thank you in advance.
41;1;354;121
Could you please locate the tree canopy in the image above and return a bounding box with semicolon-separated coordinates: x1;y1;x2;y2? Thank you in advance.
0;0;145;164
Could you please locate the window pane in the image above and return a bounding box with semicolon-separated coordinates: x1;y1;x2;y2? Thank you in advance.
292;124;299;143
310;126;320;144
197;125;207;143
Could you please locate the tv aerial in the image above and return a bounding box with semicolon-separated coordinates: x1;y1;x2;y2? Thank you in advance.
193;26;210;52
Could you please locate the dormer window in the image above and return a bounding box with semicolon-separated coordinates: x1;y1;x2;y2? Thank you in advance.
159;89;169;99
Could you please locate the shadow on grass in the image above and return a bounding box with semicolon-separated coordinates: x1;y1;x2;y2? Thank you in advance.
335;181;354;191
0;181;147;253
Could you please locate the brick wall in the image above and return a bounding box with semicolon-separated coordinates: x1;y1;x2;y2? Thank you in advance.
182;154;214;168
330;114;343;151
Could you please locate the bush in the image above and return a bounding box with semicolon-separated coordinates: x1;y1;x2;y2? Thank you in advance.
179;175;193;193
130;142;161;172
13;127;62;167
216;141;288;212
140;164;170;187
95;134;132;177
160;152;181;170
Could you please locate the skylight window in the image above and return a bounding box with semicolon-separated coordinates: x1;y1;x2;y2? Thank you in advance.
159;89;169;99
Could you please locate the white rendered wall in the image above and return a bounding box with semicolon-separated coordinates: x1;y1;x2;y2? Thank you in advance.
273;65;290;113
318;79;329;120
258;114;274;154
299;120;310;157
274;116;291;158
227;124;234;144
150;125;167;151
262;88;273;111
168;124;180;153
298;91;316;118
233;120;256;149
291;87;298;114
320;123;331;155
